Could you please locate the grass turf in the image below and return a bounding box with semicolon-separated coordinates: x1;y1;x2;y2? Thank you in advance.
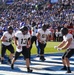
0;41;65;55
31;41;65;55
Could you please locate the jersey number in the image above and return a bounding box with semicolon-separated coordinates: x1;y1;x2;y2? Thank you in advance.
21;39;27;44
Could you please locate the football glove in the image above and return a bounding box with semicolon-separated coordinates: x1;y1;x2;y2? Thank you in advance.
57;48;62;51
54;46;58;49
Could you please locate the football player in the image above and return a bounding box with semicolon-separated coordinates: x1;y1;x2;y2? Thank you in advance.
37;24;50;61
54;28;74;73
31;26;40;57
11;26;32;72
1;26;15;64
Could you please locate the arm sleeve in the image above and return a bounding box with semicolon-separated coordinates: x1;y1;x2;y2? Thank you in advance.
66;34;72;40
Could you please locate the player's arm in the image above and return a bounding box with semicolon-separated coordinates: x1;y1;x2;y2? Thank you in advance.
37;33;41;42
26;38;31;48
14;36;18;46
28;38;31;45
62;38;72;50
14;36;22;49
12;36;15;41
46;34;50;42
1;35;7;42
57;41;66;48
37;33;42;43
11;36;15;44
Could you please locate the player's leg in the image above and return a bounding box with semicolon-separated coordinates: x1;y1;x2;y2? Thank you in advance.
36;45;40;56
28;47;31;63
28;36;34;59
25;58;32;72
39;42;46;61
30;36;34;49
29;36;37;59
65;57;71;73
34;37;39;55
36;40;40;56
11;52;21;69
31;36;37;48
7;44;14;64
64;49;74;73
22;46;32;72
1;44;6;64
61;51;67;70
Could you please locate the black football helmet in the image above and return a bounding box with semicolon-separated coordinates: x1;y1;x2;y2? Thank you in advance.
20;26;28;35
61;28;68;35
8;26;13;34
42;24;47;31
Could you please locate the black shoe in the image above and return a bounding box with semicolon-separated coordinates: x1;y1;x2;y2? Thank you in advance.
27;69;33;72
40;56;46;61
8;59;11;64
27;67;33;72
1;60;4;64
66;70;71;73
61;67;67;70
11;64;14;69
1;60;7;64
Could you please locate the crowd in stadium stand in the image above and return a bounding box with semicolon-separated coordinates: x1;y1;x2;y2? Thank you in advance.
0;0;74;41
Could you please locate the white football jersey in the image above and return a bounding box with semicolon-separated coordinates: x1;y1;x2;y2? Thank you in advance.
2;31;15;46
38;29;50;43
15;31;30;46
63;33;74;49
32;27;38;36
15;31;30;52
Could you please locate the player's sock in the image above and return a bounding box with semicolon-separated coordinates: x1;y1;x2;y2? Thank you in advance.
8;58;11;64
1;60;4;64
61;66;67;70
11;63;14;69
66;67;71;73
27;67;32;72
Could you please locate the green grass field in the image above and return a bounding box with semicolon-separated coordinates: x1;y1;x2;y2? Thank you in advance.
31;41;65;55
0;41;65;55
